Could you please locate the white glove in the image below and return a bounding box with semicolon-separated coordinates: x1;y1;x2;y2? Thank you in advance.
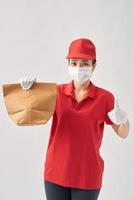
108;97;128;125
18;76;37;90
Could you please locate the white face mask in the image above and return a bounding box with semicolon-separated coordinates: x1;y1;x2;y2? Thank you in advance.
68;66;93;86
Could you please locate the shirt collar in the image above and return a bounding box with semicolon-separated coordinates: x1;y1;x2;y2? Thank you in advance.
63;80;96;99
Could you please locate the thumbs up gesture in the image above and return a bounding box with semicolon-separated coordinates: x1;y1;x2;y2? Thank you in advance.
108;97;128;125
18;76;37;90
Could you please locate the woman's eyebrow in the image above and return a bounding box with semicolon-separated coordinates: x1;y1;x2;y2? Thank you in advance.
81;60;90;62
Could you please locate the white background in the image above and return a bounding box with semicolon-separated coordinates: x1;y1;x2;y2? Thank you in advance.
0;0;134;199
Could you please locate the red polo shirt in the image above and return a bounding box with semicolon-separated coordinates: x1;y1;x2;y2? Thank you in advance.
44;80;115;189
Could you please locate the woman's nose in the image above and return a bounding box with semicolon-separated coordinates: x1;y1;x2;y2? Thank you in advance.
77;63;82;67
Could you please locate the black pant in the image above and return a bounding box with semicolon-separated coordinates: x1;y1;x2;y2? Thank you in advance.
44;180;101;200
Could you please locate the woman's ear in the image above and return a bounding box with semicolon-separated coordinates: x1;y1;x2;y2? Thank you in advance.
92;63;96;71
68;59;70;65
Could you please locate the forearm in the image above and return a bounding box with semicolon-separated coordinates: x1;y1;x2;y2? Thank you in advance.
117;120;129;138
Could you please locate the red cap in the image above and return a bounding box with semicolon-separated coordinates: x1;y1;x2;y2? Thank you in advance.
65;38;96;60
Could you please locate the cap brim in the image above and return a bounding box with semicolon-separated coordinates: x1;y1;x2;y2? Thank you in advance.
65;53;96;59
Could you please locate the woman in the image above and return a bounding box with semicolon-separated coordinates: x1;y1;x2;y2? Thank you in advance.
19;38;129;200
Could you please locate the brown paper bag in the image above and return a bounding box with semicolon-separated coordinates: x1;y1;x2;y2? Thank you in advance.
2;82;57;126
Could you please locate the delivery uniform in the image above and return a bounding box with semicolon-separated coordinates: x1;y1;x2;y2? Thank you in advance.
44;79;115;190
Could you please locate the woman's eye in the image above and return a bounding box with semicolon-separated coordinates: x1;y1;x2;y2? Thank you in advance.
83;63;89;66
70;62;90;66
71;62;77;65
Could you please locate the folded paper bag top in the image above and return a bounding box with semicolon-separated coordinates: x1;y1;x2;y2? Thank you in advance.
2;82;57;126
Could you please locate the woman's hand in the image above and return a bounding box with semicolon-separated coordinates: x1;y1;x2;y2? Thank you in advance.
18;76;37;90
108;98;128;125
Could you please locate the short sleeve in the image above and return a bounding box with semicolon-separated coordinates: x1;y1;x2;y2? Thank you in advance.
105;91;115;125
53;84;59;115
